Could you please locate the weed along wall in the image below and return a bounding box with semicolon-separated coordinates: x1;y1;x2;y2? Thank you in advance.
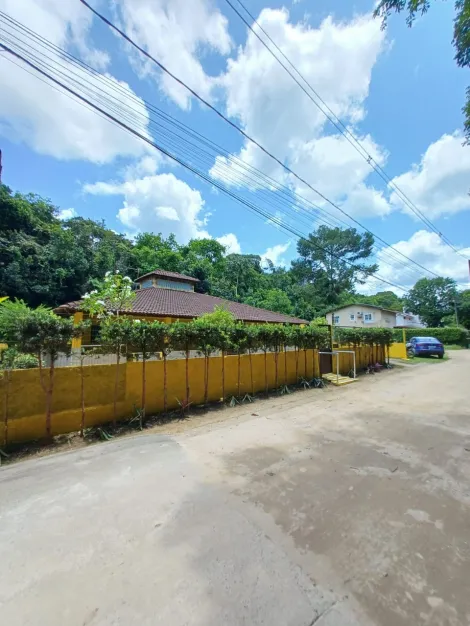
1;349;322;446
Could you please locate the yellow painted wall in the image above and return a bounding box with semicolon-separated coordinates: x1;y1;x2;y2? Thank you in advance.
1;349;316;445
0;345;377;446
336;345;386;371
388;342;407;359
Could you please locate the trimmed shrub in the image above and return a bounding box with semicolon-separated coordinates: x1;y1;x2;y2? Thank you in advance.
393;327;469;346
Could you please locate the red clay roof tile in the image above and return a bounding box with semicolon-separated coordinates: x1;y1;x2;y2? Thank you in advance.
57;287;307;324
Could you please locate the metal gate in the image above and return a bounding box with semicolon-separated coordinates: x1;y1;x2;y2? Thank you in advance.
319;352;333;375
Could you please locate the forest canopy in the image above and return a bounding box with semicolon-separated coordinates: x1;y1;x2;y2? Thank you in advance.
2;183;468;328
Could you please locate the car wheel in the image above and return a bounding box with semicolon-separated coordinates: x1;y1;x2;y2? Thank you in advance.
407;348;415;358
438;354;444;359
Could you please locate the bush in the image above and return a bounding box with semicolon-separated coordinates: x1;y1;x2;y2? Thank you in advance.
393;327;469;347
10;353;41;369
1;348;40;370
335;327;394;347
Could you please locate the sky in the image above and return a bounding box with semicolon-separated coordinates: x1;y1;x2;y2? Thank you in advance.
1;0;470;294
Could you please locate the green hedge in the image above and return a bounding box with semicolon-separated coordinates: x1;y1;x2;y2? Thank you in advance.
334;327;394;347
98;319;394;354
392;327;469;346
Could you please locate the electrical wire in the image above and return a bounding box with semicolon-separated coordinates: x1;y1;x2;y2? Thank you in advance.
0;39;411;293
223;0;466;257
79;0;466;276
0;10;440;284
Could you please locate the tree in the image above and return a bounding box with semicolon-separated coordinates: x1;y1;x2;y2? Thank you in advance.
133;232;184;275
98;317;133;425
457;289;470;329
128;320;167;422
81;272;136;425
404;277;458;326
292;226;377;307
374;0;470;142
193;319;222;405
5;305;87;440
245;289;294;315
212;254;265;301
195;307;235;403
228;323;254;402
357;290;403;311
254;325;276;396
169;322;199;411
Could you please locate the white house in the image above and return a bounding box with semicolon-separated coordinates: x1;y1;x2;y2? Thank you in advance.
325;304;398;329
395;312;426;328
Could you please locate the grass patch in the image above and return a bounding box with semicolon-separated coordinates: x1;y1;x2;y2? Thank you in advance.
407;354;449;364
444;344;467;350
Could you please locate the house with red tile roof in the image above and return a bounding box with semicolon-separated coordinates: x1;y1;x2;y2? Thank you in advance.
55;269;306;345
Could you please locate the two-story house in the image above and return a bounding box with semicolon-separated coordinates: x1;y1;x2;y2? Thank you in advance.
325;304;398;328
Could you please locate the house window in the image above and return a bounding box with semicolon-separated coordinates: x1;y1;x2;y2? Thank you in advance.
349;313;356;321
333;315;340;324
364;313;373;322
140;279;153;289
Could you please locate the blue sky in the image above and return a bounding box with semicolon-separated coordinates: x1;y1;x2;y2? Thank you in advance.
1;0;469;292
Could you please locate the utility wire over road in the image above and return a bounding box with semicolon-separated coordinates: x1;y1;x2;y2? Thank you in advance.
0;38;412;293
223;0;466;259
78;0;463;280
0;6;458;290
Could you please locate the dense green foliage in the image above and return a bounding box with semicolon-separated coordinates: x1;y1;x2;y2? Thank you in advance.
0;300;88;438
392;326;469;346
403;277;458;327
3;184;469;330
0;184;400;321
335;327;394;347
374;0;470;142
456;289;470;329
0;348;40;370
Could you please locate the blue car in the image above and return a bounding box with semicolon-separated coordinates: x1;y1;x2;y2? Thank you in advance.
406;337;445;359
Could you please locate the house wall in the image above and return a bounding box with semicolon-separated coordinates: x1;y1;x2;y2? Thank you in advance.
396;313;426;328
137;277;195;291
326;305;397;329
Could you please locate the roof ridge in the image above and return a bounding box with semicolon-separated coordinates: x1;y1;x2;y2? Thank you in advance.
136;268;199;282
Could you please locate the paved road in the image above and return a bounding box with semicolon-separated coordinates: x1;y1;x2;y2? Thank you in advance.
1;352;470;625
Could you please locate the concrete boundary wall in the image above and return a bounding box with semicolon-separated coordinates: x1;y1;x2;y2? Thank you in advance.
1;346;385;445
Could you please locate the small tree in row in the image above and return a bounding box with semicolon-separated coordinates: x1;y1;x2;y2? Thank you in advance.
81;272;136;425
0;299;88;441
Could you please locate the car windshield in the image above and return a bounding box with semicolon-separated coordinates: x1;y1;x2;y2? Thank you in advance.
415;337;440;343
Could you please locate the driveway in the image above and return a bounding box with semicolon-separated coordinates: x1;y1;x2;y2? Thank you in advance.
1;352;470;625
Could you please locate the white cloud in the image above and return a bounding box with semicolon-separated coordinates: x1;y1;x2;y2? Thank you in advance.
261;241;291;267
0;0;148;163
289;134;391;218
123;154;165;180
114;0;232;110
212;8;389;219
57;208;77;220
359;230;470;294
217;233;241;254
390;132;470;219
84;172;209;242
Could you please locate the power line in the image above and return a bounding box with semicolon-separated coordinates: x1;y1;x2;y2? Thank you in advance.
79;0;459;275
0;12;440;286
0;40;410;293
0;10;441;284
223;0;466;258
